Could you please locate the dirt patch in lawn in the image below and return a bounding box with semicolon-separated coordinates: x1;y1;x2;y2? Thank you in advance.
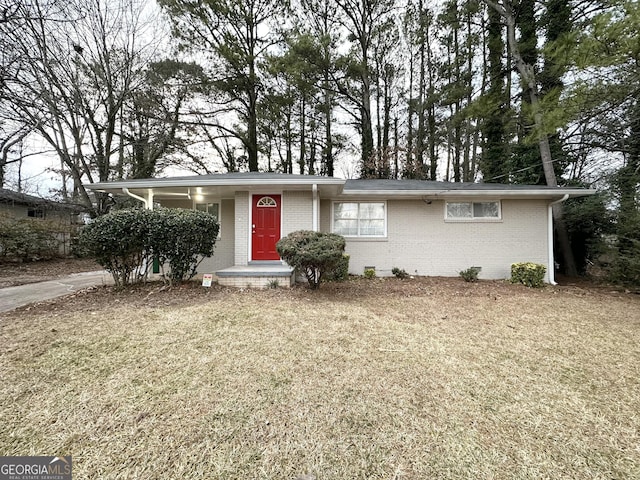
0;274;629;318
0;257;102;287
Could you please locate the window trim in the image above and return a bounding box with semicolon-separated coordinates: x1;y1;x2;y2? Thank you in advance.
332;201;387;238
444;200;502;222
194;200;222;237
27;207;45;219
256;196;277;207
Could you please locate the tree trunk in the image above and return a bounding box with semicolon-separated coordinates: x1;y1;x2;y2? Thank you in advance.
299;96;307;174
488;0;578;276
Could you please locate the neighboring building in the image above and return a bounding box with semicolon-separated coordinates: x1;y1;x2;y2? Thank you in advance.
0;188;85;256
0;188;83;222
87;173;596;287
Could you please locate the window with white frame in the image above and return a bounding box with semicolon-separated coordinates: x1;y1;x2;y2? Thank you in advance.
195;202;219;221
333;202;386;237
446;201;500;220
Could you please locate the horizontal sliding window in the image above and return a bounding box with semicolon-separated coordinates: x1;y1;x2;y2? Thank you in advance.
334;202;386;237
446;201;500;220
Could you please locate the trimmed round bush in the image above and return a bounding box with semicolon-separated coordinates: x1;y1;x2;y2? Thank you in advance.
510;262;546;288
149;208;220;283
77;208;153;286
276;230;346;289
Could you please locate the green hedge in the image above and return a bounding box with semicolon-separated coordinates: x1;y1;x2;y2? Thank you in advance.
77;208;219;286
0;213;68;261
510;262;546;288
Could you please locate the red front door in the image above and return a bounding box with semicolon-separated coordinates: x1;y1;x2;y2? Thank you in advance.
252;194;281;260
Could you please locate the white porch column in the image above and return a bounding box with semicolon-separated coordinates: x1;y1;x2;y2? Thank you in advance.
146;190;154;210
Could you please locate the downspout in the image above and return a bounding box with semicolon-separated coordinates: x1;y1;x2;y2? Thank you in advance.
312;184;319;231
122;188;148;209
547;194;569;285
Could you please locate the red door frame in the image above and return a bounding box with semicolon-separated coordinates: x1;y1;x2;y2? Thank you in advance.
251;194;281;260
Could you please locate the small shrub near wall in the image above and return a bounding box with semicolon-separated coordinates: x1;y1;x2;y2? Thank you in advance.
276;230;346;290
149;209;220;284
459;266;481;282
392;267;409;279
510;262;546;288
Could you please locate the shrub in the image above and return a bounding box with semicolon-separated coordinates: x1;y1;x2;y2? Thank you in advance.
77;208;219;287
364;268;376;279
0;213;66;261
276;230;346;290
149;209;219;284
510;262;546;288
325;254;350;282
459;266;481;282
608;207;640;287
392;267;409;279
609;245;640;287
76;209;154;287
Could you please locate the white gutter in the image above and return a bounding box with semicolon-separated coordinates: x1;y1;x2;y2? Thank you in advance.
123;188;148;209
547;194;570;285
91;177;346;190
312;183;319;231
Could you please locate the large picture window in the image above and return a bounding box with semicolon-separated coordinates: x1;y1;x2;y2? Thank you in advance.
334;202;386;237
446;201;500;220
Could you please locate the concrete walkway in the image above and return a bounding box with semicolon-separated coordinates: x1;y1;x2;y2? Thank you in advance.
0;271;113;313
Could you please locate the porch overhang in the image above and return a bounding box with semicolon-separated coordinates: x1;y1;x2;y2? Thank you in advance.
86;173;345;202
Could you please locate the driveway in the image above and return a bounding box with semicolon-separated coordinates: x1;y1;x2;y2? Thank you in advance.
0;271;112;313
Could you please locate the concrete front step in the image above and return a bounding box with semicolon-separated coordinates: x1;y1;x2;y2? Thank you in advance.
215;265;295;288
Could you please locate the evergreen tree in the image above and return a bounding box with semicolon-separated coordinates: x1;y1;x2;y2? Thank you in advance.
158;0;283;172
480;4;509;183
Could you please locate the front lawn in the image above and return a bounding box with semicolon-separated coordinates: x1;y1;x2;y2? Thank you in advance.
1;278;639;479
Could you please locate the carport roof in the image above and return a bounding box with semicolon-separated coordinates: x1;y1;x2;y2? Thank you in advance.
86;173;596;200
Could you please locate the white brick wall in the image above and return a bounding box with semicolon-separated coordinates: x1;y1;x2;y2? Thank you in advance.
321;198;550;281
217;275;294;288
198;198;235;274
234;191;249;266
164;192;550;282
282;190;313;234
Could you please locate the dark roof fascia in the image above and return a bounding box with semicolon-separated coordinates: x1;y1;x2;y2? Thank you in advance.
341;180;596;198
0;189;85;211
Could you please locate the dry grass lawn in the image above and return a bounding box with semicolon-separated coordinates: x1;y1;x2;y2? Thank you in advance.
1;278;639;479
